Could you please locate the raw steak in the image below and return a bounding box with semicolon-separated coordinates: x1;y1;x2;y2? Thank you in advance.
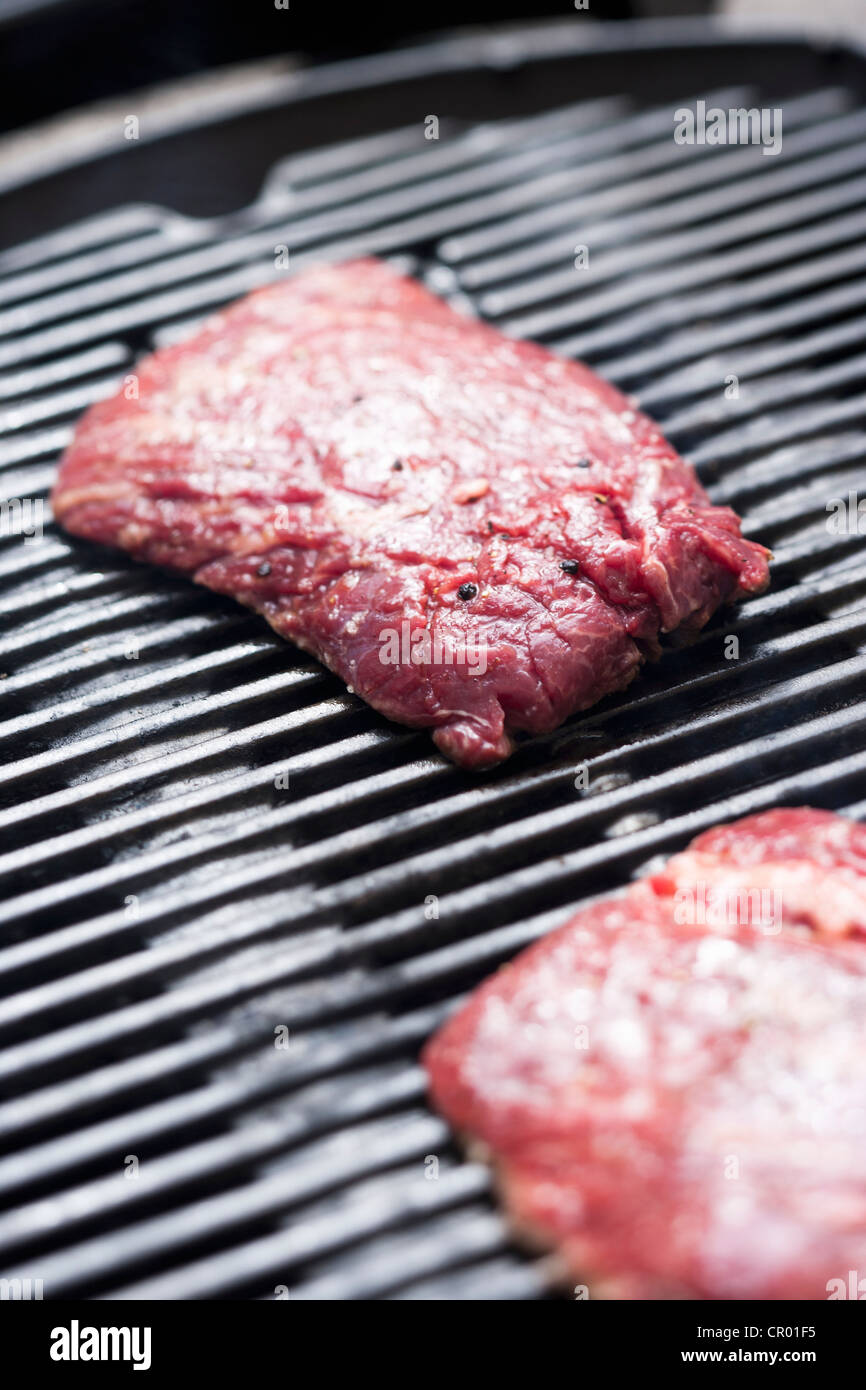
53;259;770;768
640;806;866;939
424;809;866;1298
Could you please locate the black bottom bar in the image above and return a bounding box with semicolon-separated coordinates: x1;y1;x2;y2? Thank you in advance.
4;1297;861;1374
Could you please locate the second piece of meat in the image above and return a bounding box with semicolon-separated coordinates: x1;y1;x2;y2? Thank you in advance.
425;808;866;1298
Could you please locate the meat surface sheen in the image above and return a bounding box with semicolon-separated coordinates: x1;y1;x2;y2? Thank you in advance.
424;809;866;1297
53;258;770;768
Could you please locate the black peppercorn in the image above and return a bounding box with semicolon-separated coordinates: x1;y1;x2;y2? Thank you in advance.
560;559;580;576
457;582;478;601
257;561;272;578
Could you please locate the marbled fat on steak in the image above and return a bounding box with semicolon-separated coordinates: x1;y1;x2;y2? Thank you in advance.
53;259;770;768
424;810;866;1298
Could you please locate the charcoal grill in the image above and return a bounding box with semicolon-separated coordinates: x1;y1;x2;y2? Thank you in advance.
1;17;866;1301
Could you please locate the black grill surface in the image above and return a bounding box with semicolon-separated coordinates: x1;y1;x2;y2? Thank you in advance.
1;24;866;1300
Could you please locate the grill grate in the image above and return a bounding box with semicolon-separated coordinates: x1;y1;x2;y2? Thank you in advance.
2;27;866;1299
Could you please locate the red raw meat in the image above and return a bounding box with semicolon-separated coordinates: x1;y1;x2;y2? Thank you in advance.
424;809;866;1298
640;806;866;939
52;259;770;768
